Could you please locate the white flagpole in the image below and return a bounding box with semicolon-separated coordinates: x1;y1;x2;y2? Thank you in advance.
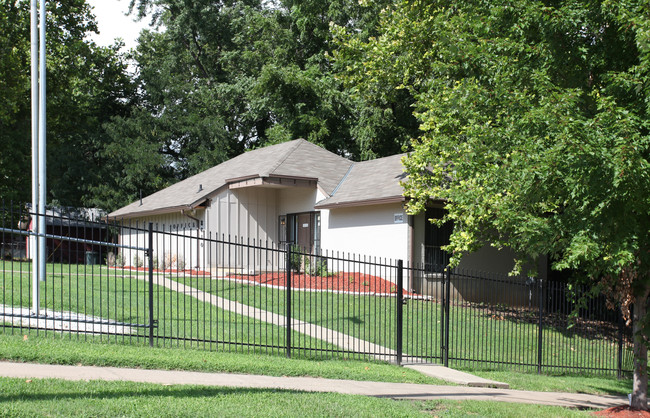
38;0;47;285
30;0;39;315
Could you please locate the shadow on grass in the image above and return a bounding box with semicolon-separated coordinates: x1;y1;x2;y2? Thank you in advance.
1;382;312;403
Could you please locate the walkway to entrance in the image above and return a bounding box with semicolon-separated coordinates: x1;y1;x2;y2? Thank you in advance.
146;272;506;388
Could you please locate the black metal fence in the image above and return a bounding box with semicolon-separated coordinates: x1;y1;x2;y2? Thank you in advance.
0;206;633;376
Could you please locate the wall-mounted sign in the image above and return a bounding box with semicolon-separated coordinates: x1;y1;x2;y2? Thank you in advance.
394;213;404;224
302;223;309;228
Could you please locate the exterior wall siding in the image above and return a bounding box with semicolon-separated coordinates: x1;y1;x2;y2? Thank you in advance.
118;210;206;271
279;188;320;214
320;203;410;267
413;213;549;301
206;188;279;244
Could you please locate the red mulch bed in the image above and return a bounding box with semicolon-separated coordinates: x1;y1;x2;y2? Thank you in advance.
112;267;406;295
227;272;407;295
593;406;650;417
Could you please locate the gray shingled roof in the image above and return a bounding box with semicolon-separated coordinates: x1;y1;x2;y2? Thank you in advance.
109;139;354;218
315;154;407;209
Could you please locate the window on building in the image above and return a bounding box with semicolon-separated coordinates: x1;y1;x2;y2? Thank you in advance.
424;208;453;270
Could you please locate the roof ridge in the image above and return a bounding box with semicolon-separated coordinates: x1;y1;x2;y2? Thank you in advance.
357;153;406;164
329;163;355;197
267;139;306;175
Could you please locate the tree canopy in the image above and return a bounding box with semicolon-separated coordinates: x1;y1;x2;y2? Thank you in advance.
89;0;416;210
1;0;419;211
0;0;135;207
335;0;649;408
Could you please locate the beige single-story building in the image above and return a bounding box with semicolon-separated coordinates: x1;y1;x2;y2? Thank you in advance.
109;139;546;293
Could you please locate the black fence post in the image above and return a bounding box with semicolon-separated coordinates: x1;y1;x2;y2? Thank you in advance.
440;267;446;366
617;307;624;379
286;244;292;358
396;259;403;365
537;278;543;374
148;222;155;348
444;267;451;367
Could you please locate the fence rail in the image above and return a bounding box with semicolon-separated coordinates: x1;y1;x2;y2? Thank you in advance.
0;206;633;376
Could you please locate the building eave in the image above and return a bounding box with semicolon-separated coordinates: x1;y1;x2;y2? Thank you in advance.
107;205;197;221
226;174;319;190
315;196;406;210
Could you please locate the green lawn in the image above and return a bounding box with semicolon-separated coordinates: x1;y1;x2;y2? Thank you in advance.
0;328;633;397
0;261;334;357
0;262;631;417
0;331;629;417
176;274;630;372
0;332;447;385
0;377;595;417
1;260;632;372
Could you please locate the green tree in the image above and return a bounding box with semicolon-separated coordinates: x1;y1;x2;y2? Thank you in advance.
0;0;134;207
97;0;406;211
338;0;650;408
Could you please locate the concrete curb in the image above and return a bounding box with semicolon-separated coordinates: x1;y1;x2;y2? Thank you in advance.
404;363;509;388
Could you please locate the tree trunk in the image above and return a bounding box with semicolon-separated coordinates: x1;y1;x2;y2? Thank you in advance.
631;296;648;410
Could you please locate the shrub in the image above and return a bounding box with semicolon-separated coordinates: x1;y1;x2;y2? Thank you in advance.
159;252;169;270
289;245;302;272
176;255;186;270
115;253;125;268
133;254;144;268
106;252;116;267
308;258;331;277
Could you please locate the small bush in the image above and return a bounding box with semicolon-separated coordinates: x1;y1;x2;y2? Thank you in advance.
115;253;125;268
159;252;169;270
309;258;331;277
176;255;186;270
107;252;116;267
133;254;144;268
289;245;302;272
165;252;175;270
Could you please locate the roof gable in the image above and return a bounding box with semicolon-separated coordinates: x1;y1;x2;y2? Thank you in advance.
315;154;407;209
109;139;353;218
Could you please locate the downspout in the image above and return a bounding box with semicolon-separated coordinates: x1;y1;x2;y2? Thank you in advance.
181;210;201;269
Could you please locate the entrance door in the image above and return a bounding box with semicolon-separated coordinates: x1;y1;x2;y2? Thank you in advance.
296;213;313;252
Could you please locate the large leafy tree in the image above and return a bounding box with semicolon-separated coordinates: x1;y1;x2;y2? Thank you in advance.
0;0;134;207
337;0;650;408
96;0;408;211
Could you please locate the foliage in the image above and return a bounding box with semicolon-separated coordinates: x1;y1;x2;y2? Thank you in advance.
132;254;144;268
175;254;185;270
0;0;135;207
307;257;331;277
89;0;406;211
289;244;303;272
336;0;650;408
115;253;126;268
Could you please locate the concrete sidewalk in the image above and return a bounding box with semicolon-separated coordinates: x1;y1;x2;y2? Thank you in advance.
0;361;626;409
